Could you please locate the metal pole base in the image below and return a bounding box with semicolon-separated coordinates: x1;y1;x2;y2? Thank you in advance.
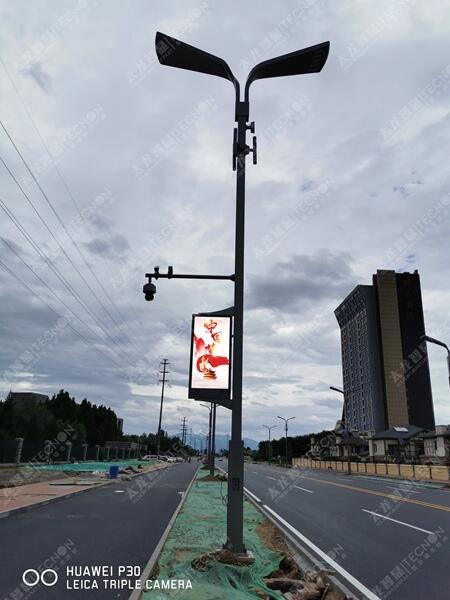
225;439;245;554
219;547;255;564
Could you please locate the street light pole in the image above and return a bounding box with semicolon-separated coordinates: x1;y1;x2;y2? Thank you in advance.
211;402;217;476
421;335;450;389
277;416;295;466
329;386;351;475
151;31;329;555
262;425;277;461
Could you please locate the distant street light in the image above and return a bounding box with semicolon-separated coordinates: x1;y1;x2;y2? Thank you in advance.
262;425;277;461
329;385;351;475
277;416;295;466
150;30;329;555
421;335;450;389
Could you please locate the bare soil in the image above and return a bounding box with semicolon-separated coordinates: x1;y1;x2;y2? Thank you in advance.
197;474;227;482
0;467;69;488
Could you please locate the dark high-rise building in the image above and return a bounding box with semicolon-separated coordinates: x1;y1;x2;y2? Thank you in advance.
335;270;435;433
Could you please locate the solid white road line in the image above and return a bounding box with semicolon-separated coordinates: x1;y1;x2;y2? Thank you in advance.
293;485;314;494
361;509;434;535
244;487;261;503
263;505;381;600
266;476;277;481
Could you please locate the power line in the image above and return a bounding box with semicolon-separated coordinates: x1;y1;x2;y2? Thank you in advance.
0;195;136;370
0;256;122;371
0;144;142;367
0;58;150;360
0;166;141;371
0;235;122;366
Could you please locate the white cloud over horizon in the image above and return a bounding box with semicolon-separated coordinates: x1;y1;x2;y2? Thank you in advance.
1;0;449;444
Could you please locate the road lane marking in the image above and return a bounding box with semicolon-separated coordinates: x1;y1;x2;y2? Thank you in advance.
293;485;314;494
263;505;381;600
266;476;277;481
252;471;258;475
297;475;450;513
361;509;434;535
244;488;261;503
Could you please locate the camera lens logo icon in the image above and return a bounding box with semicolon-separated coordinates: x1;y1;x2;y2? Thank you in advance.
22;568;58;587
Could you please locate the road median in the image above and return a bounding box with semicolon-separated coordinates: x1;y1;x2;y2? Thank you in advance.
132;467;345;600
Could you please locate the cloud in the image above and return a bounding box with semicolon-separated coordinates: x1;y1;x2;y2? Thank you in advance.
21;61;53;93
84;234;131;259
247;249;357;311
1;1;450;442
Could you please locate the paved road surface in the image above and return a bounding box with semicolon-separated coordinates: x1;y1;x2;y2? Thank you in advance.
220;460;450;600
0;461;198;600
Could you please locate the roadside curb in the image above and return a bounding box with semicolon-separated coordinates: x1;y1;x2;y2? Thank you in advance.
128;464;200;600
0;463;173;520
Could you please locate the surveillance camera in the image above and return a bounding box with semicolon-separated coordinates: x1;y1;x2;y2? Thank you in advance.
143;282;156;301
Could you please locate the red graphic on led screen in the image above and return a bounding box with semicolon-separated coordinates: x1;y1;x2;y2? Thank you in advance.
191;316;230;390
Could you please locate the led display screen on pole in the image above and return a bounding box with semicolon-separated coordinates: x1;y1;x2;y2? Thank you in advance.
188;315;232;401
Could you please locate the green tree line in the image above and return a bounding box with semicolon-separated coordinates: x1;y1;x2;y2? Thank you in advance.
0;389;120;445
254;430;332;461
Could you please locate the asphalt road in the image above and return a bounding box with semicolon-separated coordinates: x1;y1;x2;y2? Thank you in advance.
0;461;198;600
220;460;450;600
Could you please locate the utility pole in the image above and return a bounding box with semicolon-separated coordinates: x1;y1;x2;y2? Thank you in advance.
157;359;169;457
181;417;187;445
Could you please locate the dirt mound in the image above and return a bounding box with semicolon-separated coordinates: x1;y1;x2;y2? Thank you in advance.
197;474;227;482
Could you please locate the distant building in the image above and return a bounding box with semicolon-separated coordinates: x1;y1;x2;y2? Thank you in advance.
6;391;49;405
117;418;123;434
335;270;435;433
308;432;369;460
423;425;450;463
368;425;427;462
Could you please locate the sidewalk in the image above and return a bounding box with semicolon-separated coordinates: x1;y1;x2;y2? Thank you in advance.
0;462;171;518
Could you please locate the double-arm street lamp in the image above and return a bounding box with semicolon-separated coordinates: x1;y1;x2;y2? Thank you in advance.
262;425;277;461
277;416;295;466
144;31;329;555
421;335;450;389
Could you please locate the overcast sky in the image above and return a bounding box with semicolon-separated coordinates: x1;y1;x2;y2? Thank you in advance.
1;0;449;443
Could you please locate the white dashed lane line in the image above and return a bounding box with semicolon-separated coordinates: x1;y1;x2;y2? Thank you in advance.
361;509;434;535
293;485;314;494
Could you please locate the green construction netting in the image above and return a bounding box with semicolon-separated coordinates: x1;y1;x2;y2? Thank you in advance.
29;460;158;472
142;471;284;599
